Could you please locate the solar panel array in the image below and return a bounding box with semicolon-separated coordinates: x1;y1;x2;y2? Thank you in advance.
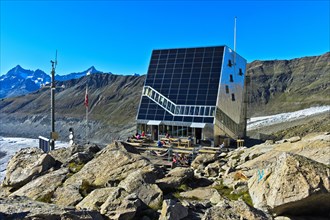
137;46;225;124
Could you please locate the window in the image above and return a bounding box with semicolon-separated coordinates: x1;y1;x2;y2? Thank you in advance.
239;68;243;76
175;106;180;114
180;106;185;115
225;85;229;94
200;107;205;115
228;60;233;67
230;74;234;82
205;107;210;116
231;93;235;101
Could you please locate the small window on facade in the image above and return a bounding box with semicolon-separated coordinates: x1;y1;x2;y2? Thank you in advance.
225;85;229;94
230;74;234;82
228;60;233;67
239;68;243;76
231;93;235;101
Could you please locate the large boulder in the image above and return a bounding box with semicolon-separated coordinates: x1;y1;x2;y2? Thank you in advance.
0;196;103;220
100;188;142;220
53;184;83;207
238;133;330;177
10;168;68;202
248;152;330;216
202;198;270;220
2;147;56;189
53;142;156;207
76;187;119;211
204;160;224;177
50;143;100;165
191;154;217;170
156;167;194;191
159;199;188;220
179;187;220;202
118;169;163;209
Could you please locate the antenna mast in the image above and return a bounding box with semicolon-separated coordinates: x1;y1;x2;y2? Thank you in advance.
50;50;58;150
234;16;237;53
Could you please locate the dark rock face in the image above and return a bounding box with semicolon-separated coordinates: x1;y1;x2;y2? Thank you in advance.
0;196;103;220
247;52;330;116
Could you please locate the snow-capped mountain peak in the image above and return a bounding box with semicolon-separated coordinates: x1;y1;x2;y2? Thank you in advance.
0;66;50;98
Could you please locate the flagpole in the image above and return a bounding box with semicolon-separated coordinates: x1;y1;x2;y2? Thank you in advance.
85;71;90;143
86;86;88;143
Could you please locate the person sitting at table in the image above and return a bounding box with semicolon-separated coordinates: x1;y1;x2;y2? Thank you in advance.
165;133;170;138
157;140;163;148
135;132;141;140
171;154;178;169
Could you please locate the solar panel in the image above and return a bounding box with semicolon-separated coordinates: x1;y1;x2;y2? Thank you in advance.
137;46;225;124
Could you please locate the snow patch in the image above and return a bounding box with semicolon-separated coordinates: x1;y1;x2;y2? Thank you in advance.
0;137;68;181
247;106;330;130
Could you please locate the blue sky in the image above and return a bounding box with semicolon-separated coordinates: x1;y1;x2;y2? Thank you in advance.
1;0;329;75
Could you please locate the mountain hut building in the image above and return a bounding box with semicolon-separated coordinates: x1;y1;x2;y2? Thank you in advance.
136;45;248;146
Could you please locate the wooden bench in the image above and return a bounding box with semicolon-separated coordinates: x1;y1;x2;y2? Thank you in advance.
198;149;218;154
125;142;142;147
145;147;168;152
172;149;193;154
202;146;220;150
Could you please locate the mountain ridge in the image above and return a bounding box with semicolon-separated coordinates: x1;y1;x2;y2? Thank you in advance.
0;65;110;99
0;52;329;142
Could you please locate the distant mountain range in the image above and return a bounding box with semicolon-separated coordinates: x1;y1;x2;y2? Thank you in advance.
0;52;328;143
0;66;109;99
0;65;50;99
55;66;104;81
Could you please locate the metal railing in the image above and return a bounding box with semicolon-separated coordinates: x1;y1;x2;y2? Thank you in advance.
143;86;216;117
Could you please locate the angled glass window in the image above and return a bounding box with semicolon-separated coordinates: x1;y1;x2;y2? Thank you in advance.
210;107;215;116
167;102;172;111
170;104;175;113
163;100;168;108
190;106;195;115
205;107;210;116
194;106;199;115
180;106;185;115
175;106;180;114
184;106;189;115
200;107;205;115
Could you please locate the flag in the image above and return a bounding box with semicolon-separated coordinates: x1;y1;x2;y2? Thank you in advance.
84;87;88;108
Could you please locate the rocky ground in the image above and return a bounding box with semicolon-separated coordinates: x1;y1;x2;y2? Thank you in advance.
0;132;329;220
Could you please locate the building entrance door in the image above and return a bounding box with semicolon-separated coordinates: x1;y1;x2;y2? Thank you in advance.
195;128;202;144
152;125;158;141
